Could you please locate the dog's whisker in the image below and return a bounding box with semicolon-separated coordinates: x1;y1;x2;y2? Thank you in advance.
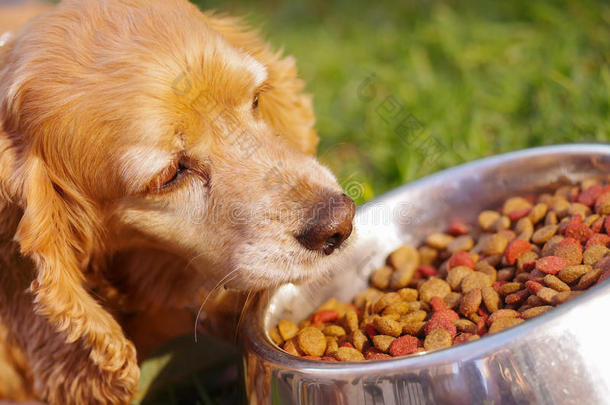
234;289;254;343
193;268;240;342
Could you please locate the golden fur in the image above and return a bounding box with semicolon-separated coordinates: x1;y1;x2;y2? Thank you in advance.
0;0;354;403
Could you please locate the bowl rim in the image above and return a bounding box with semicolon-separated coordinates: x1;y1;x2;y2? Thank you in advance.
241;142;610;373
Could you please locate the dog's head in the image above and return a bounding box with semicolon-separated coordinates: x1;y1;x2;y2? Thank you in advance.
0;0;355;296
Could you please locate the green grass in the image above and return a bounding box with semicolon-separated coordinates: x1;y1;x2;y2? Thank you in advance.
189;0;610;204
141;0;610;402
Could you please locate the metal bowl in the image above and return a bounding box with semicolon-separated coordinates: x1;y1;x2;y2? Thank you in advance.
240;143;610;405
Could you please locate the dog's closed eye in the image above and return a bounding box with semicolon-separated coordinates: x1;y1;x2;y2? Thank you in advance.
148;158;189;193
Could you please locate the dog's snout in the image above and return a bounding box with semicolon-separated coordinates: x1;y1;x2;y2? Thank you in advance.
296;193;356;255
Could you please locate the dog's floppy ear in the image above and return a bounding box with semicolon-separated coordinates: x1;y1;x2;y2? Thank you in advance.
0;44;138;393
203;12;319;155
13;157;138;372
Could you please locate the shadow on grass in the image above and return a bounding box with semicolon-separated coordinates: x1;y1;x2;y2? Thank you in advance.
134;334;241;405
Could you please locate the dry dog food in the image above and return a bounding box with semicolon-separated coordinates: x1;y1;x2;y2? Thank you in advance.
270;178;610;361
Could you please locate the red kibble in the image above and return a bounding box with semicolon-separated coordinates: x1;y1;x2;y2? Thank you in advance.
565;223;593;244
448;251;475;269
449;220;469;236
418;265;438;278
365;323;378;338
605;216;610;234
535;256;567;275
412;270;423;279
504;240;532;265
525;280;544;294
493;281;508;292
311;310;339;325
561;215;582;235
585;233;610;249
425;312;458;337
340;342;354;349
577;185;603;207
364;347;392;360
595;192;610;213
389;335;421;357
320;356;338;362
505;289;530;305
591;217;605;234
429;296;448;312
508;208;531;221
302;355;322;360
454;333;473;344
522;261;537;271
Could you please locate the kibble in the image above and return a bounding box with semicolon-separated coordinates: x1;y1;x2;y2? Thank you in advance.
273;178;610;361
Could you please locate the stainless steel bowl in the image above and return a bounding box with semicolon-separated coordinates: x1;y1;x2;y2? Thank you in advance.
240;143;610;405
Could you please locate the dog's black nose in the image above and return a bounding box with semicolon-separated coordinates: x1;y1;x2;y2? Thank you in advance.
296;193;356;255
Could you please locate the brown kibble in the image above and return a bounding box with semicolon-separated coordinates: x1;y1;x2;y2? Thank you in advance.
344;310;359;334
402;321;426;336
558;265;592;284
297;327;327;357
552;197;571;217
373;316;403;337
424;328;453;351
325;336;339;356
553;241;583;266
515;217;534;237
351;329;369;352
373;292;401;314
479;210;501;231
398;288;418;302
529;203;548;224
419;278;451;303
269;326;283;345
443;292;462;309
447;235;475;253
419;246;438;266
387;245;420;269
323;325;346;337
575;269;602;290
482;286;501;313
479;233;509;256
335;346;365;362
497;267;516;281
551;290;582;305
282;338;302;356
541;235;564;257
498;282;523;296
536;287;558;304
278;320;299;340
532;225;559;244
459;288;482;316
525;294;545;307
371;266;393;290
454;319;477;334
521;306;553;319
382;301;412;316
461;272;492;293
517;251;539;271
545;211;558;226
372;335;395;352
399;310;427;324
390;262;417;289
503;197;532;216
427;233;454;249
447;266;473;290
489;317;524;333
583;245;609;266
543;275;570;292
493;215;511;231
488;309;520;325
354;288;383;310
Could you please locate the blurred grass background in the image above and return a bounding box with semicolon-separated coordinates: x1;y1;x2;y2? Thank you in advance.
189;0;610;205
140;0;609;403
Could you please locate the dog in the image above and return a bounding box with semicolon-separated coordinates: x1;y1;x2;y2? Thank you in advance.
0;0;356;403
